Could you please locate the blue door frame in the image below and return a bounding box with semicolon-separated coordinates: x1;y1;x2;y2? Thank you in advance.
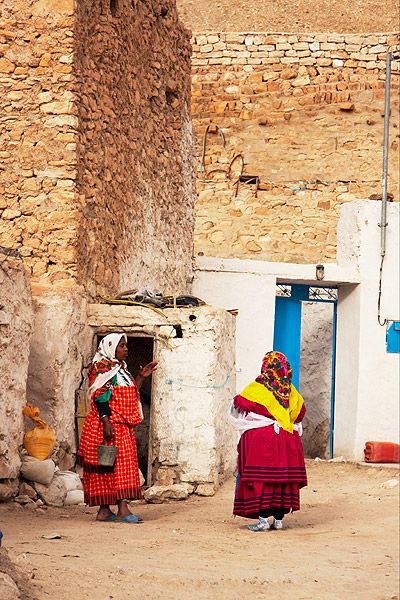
273;284;337;458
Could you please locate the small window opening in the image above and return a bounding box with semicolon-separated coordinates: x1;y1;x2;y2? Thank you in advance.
173;325;183;338
160;5;169;17
239;174;260;185
110;0;118;17
189;315;197;322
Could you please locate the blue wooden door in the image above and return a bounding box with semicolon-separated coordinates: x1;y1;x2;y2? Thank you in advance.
273;296;302;388
273;285;310;388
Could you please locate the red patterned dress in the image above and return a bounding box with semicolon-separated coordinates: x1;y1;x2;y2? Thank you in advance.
78;360;143;507
233;395;307;518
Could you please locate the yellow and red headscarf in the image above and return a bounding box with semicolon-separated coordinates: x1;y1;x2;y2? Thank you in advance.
239;351;304;433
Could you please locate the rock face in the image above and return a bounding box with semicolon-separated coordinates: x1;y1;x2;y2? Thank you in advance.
0;251;33;494
195;483;216;496
0;547;35;600
34;477;68;508
191;32;400;263
0;480;19;503
0;572;20;600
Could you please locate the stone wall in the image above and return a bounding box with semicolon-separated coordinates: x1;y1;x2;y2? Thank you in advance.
0;0;76;282
0;250;33;500
191;32;400;263
74;0;196;297
0;0;196;296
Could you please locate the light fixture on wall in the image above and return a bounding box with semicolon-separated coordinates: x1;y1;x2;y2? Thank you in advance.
316;264;325;281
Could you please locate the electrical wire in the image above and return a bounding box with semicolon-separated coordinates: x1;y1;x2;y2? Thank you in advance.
377;255;388;327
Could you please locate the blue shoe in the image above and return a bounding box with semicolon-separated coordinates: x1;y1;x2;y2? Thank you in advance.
116;514;143;524
96;514;117;522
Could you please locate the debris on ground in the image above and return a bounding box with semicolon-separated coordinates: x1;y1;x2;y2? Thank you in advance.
328;456;347;463
380;479;399;489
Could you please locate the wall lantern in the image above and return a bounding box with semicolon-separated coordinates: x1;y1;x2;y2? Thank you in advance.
316;264;325;281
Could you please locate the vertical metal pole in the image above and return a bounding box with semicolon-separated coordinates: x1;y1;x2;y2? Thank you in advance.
329;302;337;459
380;51;392;258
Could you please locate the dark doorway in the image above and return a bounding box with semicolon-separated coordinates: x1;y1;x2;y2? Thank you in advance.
126;336;154;486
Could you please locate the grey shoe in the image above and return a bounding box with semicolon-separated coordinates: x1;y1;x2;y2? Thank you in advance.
247;520;270;532
271;518;284;530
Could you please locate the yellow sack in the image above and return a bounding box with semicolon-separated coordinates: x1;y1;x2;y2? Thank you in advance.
22;403;56;461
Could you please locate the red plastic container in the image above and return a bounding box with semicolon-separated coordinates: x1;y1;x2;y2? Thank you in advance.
364;441;400;463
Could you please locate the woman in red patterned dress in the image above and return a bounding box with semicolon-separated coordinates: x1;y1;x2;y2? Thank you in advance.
78;333;157;523
229;351;307;531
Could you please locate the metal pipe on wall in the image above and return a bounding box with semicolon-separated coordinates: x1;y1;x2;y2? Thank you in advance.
380;51;392;258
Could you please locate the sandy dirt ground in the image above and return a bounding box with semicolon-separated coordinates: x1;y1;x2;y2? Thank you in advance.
176;0;399;34
1;461;399;600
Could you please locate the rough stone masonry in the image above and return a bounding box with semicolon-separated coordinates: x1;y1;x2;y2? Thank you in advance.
191;32;400;263
0;0;196;295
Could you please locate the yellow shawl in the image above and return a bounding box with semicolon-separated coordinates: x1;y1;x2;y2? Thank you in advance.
239;381;304;433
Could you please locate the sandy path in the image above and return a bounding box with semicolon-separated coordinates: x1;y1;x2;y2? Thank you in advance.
1;461;398;600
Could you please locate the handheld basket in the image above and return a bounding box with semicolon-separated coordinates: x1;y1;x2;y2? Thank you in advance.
97;443;118;467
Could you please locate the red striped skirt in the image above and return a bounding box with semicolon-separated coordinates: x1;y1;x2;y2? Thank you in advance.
233;425;307;519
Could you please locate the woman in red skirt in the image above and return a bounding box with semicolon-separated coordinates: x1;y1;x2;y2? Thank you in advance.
78;333;157;523
230;351;307;531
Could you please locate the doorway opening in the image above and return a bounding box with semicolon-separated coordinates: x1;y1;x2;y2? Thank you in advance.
273;284;337;459
126;336;154;487
96;334;154;486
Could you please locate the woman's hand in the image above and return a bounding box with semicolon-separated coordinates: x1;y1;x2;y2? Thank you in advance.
139;361;158;378
102;417;114;440
136;360;158;388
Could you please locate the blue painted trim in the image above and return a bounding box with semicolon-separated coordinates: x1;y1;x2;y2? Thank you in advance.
329;303;338;459
386;321;400;353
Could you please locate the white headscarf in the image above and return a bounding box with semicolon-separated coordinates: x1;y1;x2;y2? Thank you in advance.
89;333;127;399
92;333;127;364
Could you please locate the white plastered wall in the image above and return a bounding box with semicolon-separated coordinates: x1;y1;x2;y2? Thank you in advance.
193;256;358;394
334;201;400;458
192;269;276;391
